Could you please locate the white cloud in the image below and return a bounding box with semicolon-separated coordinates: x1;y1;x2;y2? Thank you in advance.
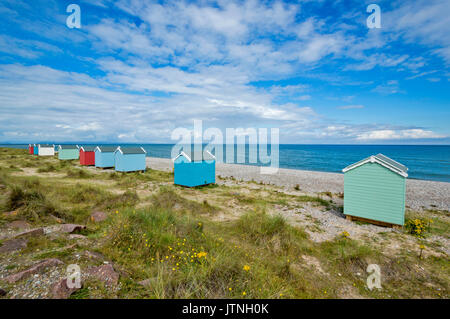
0;63;318;142
0;0;448;144
0;34;62;59
344;54;409;71
372;80;403;95
356;129;445;141
384;0;450;63
406;70;438;80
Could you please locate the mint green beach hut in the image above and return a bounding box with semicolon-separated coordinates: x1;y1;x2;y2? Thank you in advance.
342;154;408;226
58;145;79;160
342;154;408;227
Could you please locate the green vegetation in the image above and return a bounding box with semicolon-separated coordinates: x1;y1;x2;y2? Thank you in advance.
296;195;332;208
0;147;448;299
405;218;431;238
66;168;93;179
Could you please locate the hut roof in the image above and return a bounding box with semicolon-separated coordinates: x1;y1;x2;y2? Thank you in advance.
58;145;79;150
95;146;117;153
173;150;216;162
39;144;54;148
342;153;408;177
79;146;96;152
115;146;146;155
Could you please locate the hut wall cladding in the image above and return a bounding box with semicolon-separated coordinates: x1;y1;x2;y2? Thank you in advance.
38;146;55;156
28;145;33;154
58;148;79;160
80;149;95;166
114;153;146;172
33;145;38;155
344;162;406;226
95;150;115;168
174;160;216;187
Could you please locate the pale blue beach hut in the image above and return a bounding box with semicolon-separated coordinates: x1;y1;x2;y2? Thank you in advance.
173;150;216;187
33;144;38;155
95;146;116;168
114;146;147;172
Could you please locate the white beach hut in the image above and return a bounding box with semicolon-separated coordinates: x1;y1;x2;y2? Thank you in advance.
38;144;55;156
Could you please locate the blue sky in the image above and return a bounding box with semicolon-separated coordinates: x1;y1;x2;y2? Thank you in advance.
0;0;449;144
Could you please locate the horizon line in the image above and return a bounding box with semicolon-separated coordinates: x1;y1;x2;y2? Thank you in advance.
2;142;450;146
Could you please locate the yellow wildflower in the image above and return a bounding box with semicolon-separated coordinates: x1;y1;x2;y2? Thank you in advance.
197;251;208;258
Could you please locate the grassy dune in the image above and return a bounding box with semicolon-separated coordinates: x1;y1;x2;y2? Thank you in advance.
0;147;448;299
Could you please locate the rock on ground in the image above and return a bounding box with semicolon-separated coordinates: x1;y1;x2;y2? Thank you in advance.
84;251;105;261
51;278;81;299
14;228;44;238
0;238;28;253
59;224;86;233
4;259;64;284
86;264;119;286
90;211;107;223
7;220;30;230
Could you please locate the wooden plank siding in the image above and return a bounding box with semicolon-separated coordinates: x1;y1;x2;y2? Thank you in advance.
58;149;79;160
114;153;146;172
174;160;215;187
344;162;406;226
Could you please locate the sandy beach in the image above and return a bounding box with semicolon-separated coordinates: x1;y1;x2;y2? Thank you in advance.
147;157;450;211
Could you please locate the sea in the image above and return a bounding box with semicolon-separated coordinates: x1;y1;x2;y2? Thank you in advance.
1;144;449;183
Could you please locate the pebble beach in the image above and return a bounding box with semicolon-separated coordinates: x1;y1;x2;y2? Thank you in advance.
147;157;450;212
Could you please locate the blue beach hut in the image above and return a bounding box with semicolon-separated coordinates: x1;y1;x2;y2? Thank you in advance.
173;150;216;187
33;144;38;155
95;146;116;168
114;146;147;172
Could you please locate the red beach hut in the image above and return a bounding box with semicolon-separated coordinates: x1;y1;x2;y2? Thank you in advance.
79;146;96;166
28;144;34;154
